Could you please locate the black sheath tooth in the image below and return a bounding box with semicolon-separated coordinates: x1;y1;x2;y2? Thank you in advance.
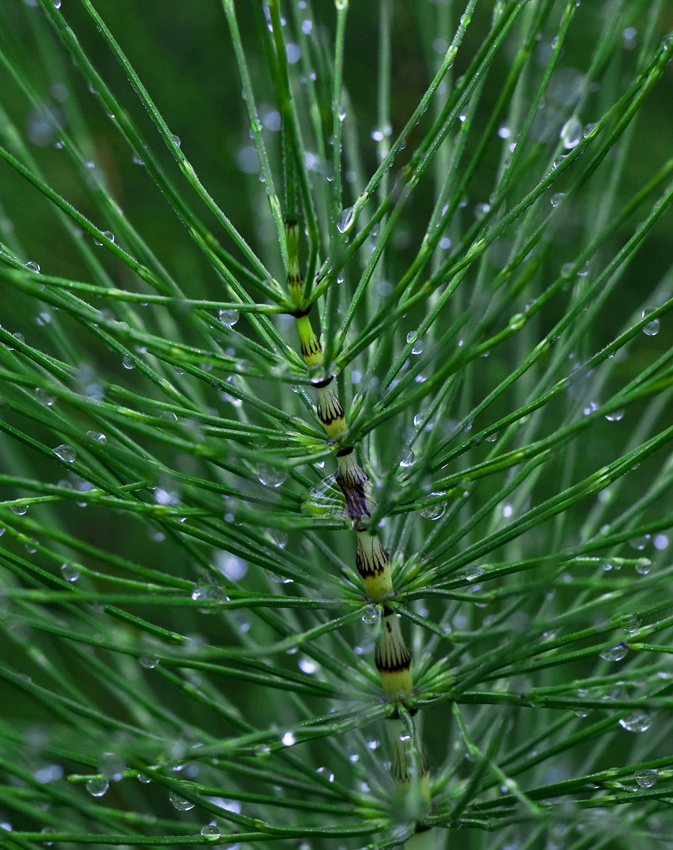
336;455;371;520
355;539;389;578
317;393;345;425
336;446;354;458
311;376;334;389
300;337;323;358
375;638;412;673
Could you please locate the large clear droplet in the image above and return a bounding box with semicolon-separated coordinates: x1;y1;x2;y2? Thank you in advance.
86;778;109;797
619;712;652;732
361;605;379;625
53;445;76;463
100;752;124;782
218;309;239;328
168;790;195;810
258;464;287;488
560;117;582;149
60;563;80;582
420;497;446;521
599;643;628;662
201;824;221;839
337;206;355;233
634;767;658;788
641;307;660;336
86;431;107;443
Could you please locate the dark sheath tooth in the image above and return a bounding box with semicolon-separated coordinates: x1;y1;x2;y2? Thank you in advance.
356;535;389;578
335;452;371;521
301;336;322;359
375;615;412;673
317;391;345;426
311;376;334;389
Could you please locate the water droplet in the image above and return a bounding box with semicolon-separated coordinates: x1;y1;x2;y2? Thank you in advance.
94;231;115;246
641;307;660;336
605;410;624;422
34;764;63;783
337;206;355;233
86;430;107;443
40;827;56;846
99;752;124;782
361;605;379;625
550;192;565;207
201;824;221;839
619;712;652;732
282;731;296;746
24;261;40;273
466;566;485;581
10;504;28;516
35;387;56;407
218;309;239;328
509;313;526;330
60;563;80;582
168;790;194;811
258;464;287;488
154;487;178;506
215;551;247;580
599;643;628;662
298;657;317;675
635;767;658;788
122;355;134;370
560;117;582;149
399;449;415;468
420;497;446;520
629;534;650;551
171;134;181;148
498;126;511;139
86;778;109;797
53;444;76;463
139;656;159;669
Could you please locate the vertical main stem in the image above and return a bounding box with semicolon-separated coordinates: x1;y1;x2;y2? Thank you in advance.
284;220;430;817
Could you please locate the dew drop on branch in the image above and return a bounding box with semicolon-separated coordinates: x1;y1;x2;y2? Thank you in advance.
361;605;379;625
53;445;76;463
168;791;194;811
86;431;107;443
100;752;124;782
619;712;652;732
218;309;239;328
337;206;355;233
60;564;80;582
86;778;109;797
258;464;287;488
635;767;658;788
560;117;582;149
201;825;221;839
599;643;628;662
641;307;660;336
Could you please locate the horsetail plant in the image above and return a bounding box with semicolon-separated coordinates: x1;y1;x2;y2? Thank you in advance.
2;0;673;848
